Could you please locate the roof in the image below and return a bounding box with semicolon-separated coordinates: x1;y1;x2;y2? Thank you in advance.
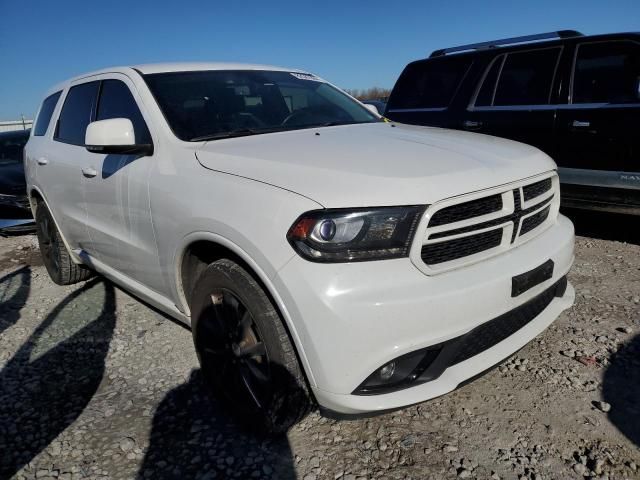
42;62;314;98
425;31;640;61
131;62;306;75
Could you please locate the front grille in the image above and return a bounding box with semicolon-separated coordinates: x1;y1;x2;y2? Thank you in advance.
450;276;566;365
421;229;502;265
520;205;550;236
523;178;552;202
418;174;557;271
429;194;502;226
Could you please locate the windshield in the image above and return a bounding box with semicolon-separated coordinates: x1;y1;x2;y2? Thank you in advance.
143;70;379;141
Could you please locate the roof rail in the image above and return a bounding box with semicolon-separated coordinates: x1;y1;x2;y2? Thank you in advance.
429;30;583;58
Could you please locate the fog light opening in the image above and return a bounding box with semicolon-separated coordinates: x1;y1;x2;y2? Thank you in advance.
353;345;443;395
379;361;396;380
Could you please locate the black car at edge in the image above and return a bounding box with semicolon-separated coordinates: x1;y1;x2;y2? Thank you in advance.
385;30;640;215
0;129;33;231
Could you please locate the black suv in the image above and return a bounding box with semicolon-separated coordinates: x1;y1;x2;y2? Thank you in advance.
385;31;640;214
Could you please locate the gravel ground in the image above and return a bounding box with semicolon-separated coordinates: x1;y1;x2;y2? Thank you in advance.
0;210;638;480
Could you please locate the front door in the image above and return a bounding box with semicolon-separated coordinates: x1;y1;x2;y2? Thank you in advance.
82;75;161;289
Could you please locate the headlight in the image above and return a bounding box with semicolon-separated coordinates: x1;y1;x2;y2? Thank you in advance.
287;205;426;262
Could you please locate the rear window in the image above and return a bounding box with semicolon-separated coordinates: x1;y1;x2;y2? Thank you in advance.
387;57;472;110
55;82;100;145
33;91;62;136
572;41;640;104
474;48;561;107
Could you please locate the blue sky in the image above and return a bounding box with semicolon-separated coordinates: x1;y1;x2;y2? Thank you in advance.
1;0;638;120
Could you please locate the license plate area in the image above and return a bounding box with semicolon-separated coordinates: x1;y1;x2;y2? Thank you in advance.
511;259;554;297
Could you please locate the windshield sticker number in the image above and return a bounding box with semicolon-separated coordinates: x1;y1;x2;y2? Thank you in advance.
290;72;321;82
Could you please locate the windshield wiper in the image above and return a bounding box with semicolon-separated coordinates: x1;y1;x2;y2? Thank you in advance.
190;126;295;142
319;119;382;127
190;129;262;142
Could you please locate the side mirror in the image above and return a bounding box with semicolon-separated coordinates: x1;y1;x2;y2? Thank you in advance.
363;103;380;116
85;118;153;155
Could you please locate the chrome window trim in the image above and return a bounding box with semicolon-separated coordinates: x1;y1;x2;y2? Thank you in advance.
558;167;640;190
386;107;447;113
468;102;640;112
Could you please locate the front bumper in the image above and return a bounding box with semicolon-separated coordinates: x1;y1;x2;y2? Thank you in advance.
274;214;575;414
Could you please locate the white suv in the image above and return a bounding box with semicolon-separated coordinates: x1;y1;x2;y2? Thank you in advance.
25;63;575;431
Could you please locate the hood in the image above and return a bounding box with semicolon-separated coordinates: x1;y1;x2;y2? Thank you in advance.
195;122;556;208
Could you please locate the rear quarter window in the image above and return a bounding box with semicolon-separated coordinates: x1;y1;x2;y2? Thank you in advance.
388;57;473;110
33;91;62;136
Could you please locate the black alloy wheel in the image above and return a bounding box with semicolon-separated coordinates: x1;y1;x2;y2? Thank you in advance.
197;288;271;414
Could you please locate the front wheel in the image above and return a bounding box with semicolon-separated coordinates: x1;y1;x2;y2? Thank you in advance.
190;259;312;433
34;201;92;285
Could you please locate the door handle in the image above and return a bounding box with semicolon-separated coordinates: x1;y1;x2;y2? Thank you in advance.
37;157;49;165
463;120;483;130
571;120;590;128
82;167;98;178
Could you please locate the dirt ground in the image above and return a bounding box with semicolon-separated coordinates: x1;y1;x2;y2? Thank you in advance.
0;209;638;480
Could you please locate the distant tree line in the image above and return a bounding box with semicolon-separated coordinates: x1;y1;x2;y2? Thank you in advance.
344;87;392;101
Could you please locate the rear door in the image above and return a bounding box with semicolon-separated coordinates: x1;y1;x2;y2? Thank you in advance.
38;81;99;250
555;39;640;186
463;46;564;158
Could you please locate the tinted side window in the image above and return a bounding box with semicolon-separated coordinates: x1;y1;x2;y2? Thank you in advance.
388;57;472;109
96;80;151;144
475;55;504;107
573;41;640;104
55;82;100;145
493;48;560;106
33;91;62;136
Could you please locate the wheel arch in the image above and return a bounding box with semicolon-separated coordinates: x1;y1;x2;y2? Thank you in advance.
176;232;317;387
29;186;83;265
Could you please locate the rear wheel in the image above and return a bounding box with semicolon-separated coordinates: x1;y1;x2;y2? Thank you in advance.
191;259;312;433
35;201;92;285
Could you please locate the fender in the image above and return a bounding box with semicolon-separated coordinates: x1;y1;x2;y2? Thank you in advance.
174;231;317;387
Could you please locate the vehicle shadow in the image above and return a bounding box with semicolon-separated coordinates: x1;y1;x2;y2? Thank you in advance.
0;279;116;479
562;208;640;245
137;368;298;480
0;266;31;336
602;333;640;448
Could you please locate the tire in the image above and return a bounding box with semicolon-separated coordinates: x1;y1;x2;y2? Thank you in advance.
191;259;312;433
35;201;93;285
